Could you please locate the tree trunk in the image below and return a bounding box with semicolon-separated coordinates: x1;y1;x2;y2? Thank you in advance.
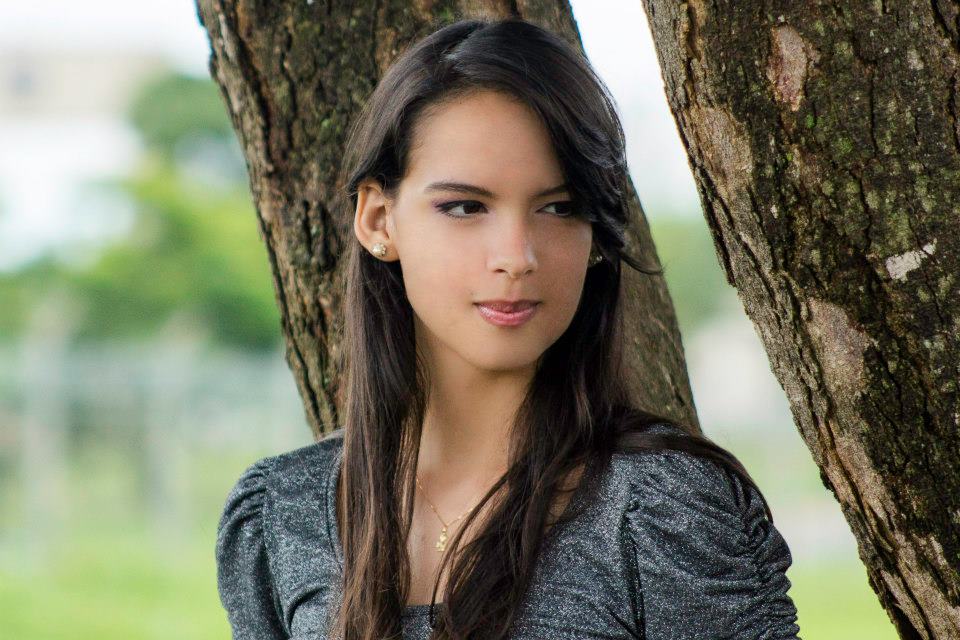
642;1;960;637
193;0;698;438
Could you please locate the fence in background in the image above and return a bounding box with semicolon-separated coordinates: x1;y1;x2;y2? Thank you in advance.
0;309;313;567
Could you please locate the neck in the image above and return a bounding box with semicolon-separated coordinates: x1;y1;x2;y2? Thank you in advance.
416;365;534;493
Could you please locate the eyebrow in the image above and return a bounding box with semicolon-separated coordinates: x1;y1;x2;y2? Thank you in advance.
424;181;569;199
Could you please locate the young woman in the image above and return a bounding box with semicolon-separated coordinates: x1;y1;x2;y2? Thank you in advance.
216;17;802;640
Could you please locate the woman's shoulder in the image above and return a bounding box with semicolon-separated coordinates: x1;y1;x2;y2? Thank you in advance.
606;423;800;637
265;427;345;496
608;421;746;510
270;426;345;477
215;429;346;637
219;428;344;523
603;420;783;569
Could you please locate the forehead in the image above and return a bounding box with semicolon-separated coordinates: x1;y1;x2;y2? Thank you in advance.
404;90;565;191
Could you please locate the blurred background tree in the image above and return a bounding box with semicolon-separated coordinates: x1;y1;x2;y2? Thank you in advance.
0;72;280;351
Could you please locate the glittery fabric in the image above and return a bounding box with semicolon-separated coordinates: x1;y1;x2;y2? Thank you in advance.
216;423;802;639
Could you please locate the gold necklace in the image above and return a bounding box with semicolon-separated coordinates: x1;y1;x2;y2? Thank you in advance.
415;474;483;552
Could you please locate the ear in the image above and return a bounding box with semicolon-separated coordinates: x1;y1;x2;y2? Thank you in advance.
353;178;397;261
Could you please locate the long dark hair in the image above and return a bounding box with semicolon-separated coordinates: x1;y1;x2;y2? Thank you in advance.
329;16;771;640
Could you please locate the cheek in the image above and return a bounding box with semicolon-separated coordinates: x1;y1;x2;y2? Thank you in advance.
406;262;468;310
543;251;589;320
401;236;474;315
542;221;591;294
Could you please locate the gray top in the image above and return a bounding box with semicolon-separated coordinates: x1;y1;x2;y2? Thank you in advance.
216;423;801;639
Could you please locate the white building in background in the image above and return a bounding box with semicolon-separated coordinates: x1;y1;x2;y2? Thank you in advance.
0;0;211;272
0;48;168;118
0;46;171;271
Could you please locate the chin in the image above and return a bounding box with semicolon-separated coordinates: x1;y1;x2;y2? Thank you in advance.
469;350;544;374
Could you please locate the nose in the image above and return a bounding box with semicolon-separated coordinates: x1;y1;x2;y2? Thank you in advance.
489;214;538;278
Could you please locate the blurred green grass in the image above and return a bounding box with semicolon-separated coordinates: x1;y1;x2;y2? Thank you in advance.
789;558;897;639
0;528;223;640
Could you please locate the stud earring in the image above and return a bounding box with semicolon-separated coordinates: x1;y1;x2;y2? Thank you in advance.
588;247;603;267
371;242;388;258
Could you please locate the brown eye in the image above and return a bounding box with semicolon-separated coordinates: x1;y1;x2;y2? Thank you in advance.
543;201;575;217
435;200;486;218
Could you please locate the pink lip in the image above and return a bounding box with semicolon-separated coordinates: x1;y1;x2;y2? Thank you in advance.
475;302;540;327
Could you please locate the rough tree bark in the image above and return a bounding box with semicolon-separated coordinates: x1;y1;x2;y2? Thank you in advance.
642;1;960;638
193;0;698;438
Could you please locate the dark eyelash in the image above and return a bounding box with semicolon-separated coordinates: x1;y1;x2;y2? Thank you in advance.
435;200;486;218
434;200;576;219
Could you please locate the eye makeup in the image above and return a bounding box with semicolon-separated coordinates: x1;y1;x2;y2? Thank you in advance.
431;199;576;220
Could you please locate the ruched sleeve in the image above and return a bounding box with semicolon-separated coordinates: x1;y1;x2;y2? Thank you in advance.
216;456;288;639
623;450;801;640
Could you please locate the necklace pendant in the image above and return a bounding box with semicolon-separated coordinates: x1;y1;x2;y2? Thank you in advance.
435;526;448;552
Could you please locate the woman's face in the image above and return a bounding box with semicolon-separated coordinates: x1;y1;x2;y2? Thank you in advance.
354;89;593;375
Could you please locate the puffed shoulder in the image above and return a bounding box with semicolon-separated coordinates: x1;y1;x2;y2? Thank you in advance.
216;456;288;639
620;445;801;639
